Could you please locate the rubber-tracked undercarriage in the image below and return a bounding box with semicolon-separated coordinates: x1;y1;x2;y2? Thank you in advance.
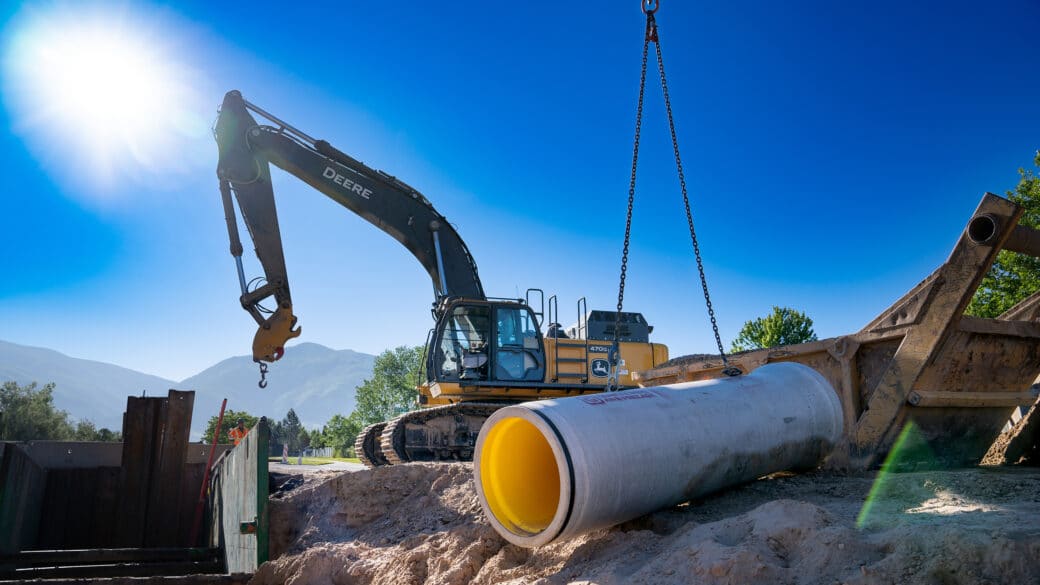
353;422;388;468
353;403;502;466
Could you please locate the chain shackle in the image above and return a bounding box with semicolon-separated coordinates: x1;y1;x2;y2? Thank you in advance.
645;11;659;43
606;343;622;391
642;0;659;15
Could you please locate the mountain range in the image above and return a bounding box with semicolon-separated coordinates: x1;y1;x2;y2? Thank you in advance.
0;340;375;440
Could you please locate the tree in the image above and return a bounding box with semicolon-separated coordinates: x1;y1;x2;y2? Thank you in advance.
70;420;120;441
731;306;818;352
93;427;121;442
0;381;122;442
967;152;1040;317
279;409;304;454
201;409;259;444
308;426;328;449
73;420;98;441
351;345;423;426
0;381;72;440
322;413;364;457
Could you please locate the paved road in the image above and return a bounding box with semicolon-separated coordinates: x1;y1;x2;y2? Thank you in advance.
269;460;367;474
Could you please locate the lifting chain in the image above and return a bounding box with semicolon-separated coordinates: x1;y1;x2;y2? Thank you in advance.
609;1;740;391
257;361;269;389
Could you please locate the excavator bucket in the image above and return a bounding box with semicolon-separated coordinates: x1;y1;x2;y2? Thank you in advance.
635;192;1040;470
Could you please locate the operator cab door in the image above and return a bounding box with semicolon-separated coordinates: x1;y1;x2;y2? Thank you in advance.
491;305;545;382
431;303;545;383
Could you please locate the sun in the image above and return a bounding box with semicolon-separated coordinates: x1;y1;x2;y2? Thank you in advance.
34;29;170;138
2;5;208;189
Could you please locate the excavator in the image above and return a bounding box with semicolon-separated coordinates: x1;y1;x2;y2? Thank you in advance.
214;90;669;467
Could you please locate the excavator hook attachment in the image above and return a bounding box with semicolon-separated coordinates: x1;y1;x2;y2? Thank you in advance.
252;304;302;363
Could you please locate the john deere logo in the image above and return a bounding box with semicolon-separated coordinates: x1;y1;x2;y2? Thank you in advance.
591;359;610;377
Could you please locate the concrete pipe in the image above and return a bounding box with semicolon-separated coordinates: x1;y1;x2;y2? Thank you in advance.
473;362;843;547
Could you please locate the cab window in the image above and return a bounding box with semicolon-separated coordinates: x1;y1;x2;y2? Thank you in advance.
492;307;544;381
435;305;490;381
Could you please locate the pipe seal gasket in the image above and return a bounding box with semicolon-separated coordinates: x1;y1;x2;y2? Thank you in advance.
530;407;577;544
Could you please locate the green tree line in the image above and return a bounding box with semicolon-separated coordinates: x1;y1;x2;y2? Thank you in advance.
1;381;121;441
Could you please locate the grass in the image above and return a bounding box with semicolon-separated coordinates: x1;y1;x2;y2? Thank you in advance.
268;456;361;465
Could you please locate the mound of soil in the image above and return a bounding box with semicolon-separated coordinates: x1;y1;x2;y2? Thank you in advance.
254;463;1040;585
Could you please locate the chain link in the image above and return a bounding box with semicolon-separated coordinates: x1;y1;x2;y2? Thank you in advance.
612;9;740;384
257;361;269;388
608;14;653;392
651;15;737;375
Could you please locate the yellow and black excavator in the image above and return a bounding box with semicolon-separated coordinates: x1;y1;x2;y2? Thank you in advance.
214;90;669;467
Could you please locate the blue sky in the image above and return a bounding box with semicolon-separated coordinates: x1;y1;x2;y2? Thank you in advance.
2;0;1038;381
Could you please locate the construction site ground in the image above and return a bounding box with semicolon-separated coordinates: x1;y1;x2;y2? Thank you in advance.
258;462;1040;585
269;461;367;474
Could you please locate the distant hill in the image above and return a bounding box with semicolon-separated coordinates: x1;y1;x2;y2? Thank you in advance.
182;342;375;436
0;340;375;440
0;340;176;431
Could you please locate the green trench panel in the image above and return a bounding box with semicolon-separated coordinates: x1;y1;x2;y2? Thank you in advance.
209;418;269;573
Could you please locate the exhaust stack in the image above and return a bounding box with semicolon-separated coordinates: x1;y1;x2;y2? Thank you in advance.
474;362;843;547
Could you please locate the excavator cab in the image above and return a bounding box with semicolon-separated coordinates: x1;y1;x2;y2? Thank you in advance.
430;300;545;384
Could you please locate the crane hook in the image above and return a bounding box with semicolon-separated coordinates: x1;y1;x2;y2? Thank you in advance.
642;0;659;14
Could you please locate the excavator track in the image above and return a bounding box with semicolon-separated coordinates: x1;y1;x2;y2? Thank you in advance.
379;402;505;465
355;422;389;468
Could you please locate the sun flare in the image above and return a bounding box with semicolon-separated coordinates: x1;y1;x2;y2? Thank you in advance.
37;31;170;135
3;5;209;189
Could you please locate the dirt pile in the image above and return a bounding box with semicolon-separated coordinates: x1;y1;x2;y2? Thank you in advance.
254;464;1040;585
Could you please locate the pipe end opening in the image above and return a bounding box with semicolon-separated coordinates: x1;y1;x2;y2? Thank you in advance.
968;214;998;244
478;416;561;536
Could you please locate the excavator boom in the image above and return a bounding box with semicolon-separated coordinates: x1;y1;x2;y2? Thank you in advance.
215;90;484;361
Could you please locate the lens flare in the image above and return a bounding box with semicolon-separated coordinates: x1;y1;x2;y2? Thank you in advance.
2;4;210;192
857;421;917;527
857;420;1009;530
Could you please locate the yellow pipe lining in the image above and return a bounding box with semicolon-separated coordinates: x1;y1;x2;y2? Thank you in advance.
478;417;561;535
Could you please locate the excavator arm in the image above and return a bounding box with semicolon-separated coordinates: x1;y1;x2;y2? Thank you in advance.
215;90;485;363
